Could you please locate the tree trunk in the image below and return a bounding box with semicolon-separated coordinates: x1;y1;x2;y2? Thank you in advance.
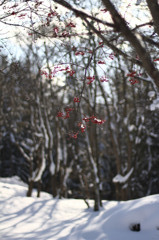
51;175;57;197
115;182;121;200
27;180;33;197
37;180;41;197
94;184;100;211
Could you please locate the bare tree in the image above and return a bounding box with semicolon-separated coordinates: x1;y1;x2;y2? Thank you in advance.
53;0;159;91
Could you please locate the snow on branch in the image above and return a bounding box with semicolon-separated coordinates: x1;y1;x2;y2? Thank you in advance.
33;147;46;182
50;161;55;175
37;100;49;149
150;96;159;111
113;168;134;184
18;146;31;162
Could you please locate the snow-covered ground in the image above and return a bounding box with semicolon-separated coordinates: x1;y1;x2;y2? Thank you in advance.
0;176;159;240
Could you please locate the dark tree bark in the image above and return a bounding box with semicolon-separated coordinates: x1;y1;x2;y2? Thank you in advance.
27;180;34;197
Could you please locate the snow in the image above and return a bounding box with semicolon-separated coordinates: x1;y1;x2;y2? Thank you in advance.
38;103;49;149
34;132;43;138
123;117;128;125
138;124;143;132
148;91;155;99
150;103;156;111
33;149;46;182
21;141;32;151
113;168;134;184
49;161;55;175
63;136;67;166
146;137;152;146
10;133;15;143
150;96;159;111
1;176;159;240
150;132;158;138
135;136;141;144
57;131;62;172
63;166;73;187
18;146;31;162
85;131;100;184
128;125;136;132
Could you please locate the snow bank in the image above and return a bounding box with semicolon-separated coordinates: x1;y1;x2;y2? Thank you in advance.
0;176;159;240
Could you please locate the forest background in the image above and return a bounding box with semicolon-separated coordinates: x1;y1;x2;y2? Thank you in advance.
0;0;159;211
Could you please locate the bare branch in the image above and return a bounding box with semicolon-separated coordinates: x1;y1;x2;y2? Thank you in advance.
146;0;159;36
102;0;159;90
53;0;115;28
84;18;142;66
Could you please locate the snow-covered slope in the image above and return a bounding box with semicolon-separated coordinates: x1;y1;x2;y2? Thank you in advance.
0;176;159;240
